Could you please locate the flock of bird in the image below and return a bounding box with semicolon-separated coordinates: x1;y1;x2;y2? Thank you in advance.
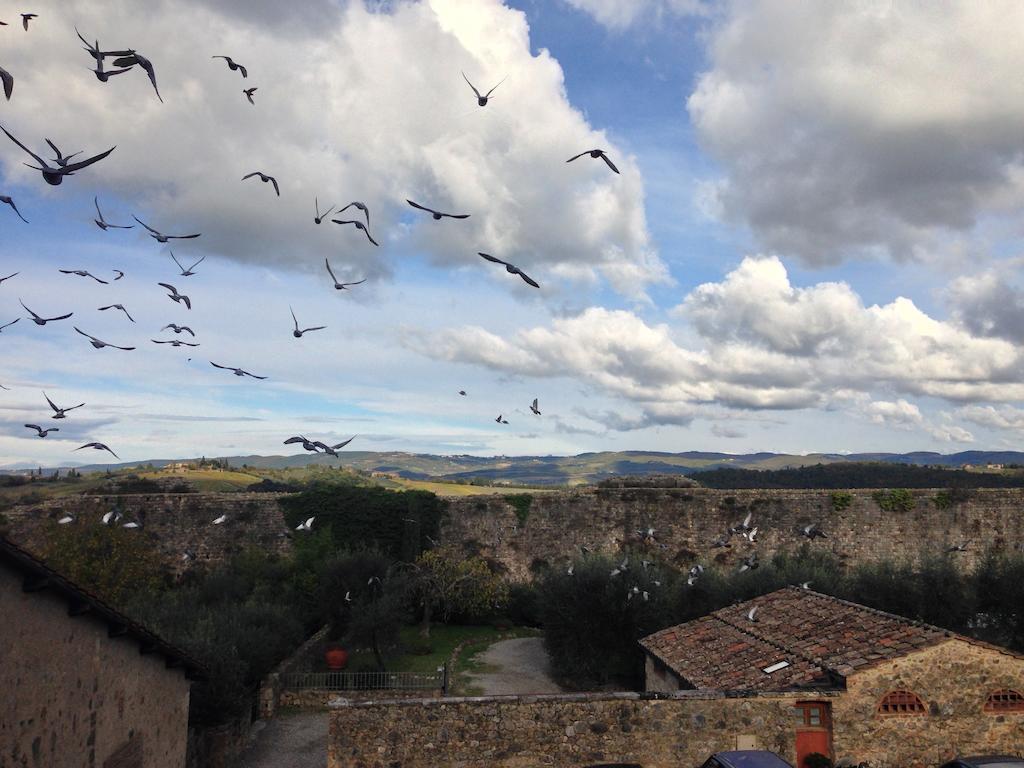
0;14;620;463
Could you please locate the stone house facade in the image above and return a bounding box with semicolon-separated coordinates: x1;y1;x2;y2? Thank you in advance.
0;536;204;768
640;587;1024;767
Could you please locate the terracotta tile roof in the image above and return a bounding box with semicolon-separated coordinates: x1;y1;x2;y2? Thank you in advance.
0;536;206;680
640;586;965;692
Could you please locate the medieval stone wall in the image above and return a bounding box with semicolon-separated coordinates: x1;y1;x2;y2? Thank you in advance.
441;487;1024;580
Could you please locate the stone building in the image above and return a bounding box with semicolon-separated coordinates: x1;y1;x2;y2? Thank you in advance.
0;536;205;768
640;587;1024;767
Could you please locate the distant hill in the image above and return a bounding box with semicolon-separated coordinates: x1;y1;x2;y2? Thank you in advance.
4;449;1023;487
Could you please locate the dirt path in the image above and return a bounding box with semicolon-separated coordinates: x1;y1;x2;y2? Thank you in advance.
238;711;327;768
463;636;564;696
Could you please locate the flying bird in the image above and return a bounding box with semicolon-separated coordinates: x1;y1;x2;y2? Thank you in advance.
295;517;315;532
211;514;227;525
324;259;365;290
74;327;135;351
242;171;280;196
170;252;205;276
112;270;125;281
948;542;968;553
566;148;620;174
76;442;119;459
1;195;28;223
158;283;192;310
243;87;257;104
738;553;760;573
58;515;75;525
711;533;732;549
314;197;336;224
495;414;509;424
0;124;115;186
132;216;201;242
730;512;754;536
21;13;36;31
800;581;812;590
290;307;325;338
44;392;84;419
77;31;135;82
98;304;135;322
210;362;266;379
93;197;133;230
800;523;827;540
0;272;18;285
529;398;541;416
406;199;469;220
0;318;19;332
46;139;82;168
477;253;540;288
284;435;319;452
212;55;247;78
152;338;199;347
0;66;13;101
312;436;356;456
102;510;123;526
458;390;466;396
746;606;759;623
162;323;195;337
331;218;378;246
337;201;370;227
59;269;108;284
461;71;506;107
107;50;161;101
24;424;58;438
21;300;72;325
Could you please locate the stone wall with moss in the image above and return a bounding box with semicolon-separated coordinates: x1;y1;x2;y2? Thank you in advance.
442;487;1024;580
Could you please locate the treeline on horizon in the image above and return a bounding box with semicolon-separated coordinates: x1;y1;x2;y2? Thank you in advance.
691;462;1024;489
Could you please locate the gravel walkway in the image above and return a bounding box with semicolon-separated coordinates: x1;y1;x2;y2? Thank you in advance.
463;636;564;695
238;712;327;768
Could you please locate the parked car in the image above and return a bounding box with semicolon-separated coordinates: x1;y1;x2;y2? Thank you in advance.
701;751;796;768
940;758;1024;768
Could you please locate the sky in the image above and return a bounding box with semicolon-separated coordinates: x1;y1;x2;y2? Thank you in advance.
1;0;1024;465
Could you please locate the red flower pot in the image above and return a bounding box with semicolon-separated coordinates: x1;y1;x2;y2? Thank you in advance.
325;646;349;670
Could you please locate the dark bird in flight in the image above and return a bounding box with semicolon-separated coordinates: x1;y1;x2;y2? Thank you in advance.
133;216;201;242
21;14;36;31
170;252;205;276
210;362;266;379
406;199;469;220
458;390;466;396
290;307;325;338
567;148;620;174
332;218;379;246
243;171;280;196
0;195;27;223
799;523;827;540
314;197;336;224
107;50;161;102
74;327;135;351
158;283;191;310
0;124;115;186
162;323;195;337
495;414;509;424
243;87;257;104
21;300;72;325
76;442;119;459
112;270;125;281
93;197;132;230
477;252;540;288
0;272;18;285
312;436;356;457
461;71;506;107
60;269;108;284
338;201;370;227
44;392;84;419
324;259;365;290
284;435;319;452
46;139;82;168
530;398;541;416
76;31;133;82
152;338;199;347
212;55;247;78
98;304;135;322
25;424;58;437
0;318;19;332
0;66;12;100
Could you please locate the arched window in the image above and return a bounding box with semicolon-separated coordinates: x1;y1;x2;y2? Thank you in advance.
877;690;926;716
985;689;1024;713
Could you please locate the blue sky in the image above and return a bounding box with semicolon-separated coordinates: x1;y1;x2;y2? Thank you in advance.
1;0;1023;465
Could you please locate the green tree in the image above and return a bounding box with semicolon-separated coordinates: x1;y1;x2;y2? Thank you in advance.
408;546;509;638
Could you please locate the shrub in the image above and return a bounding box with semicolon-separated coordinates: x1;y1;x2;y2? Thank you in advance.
504;494;533;526
872;488;915;514
830;491;853;512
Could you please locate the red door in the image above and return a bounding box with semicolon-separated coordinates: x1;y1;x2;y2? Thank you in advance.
794;702;833;768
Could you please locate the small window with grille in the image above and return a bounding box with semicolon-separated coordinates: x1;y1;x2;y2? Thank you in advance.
877;690;926;716
985;689;1024;713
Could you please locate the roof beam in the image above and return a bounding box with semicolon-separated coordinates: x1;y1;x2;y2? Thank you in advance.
22;574;49;592
67;599;91;617
108;622;128;638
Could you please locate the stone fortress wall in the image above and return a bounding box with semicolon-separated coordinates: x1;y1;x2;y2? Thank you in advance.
3;484;1023;576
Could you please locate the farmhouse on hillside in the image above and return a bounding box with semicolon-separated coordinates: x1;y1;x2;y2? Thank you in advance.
0;536;204;768
641;587;1024;768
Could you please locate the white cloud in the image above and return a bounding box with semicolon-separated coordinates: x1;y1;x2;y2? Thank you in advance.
688;0;1024;264
0;0;662;297
947;266;1024;343
956;404;1024;433
560;0;708;30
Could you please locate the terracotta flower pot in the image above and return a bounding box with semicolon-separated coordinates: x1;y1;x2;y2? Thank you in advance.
325;646;349;670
